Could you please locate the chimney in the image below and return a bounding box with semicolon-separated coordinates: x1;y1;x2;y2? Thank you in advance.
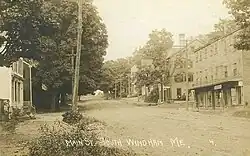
179;34;186;48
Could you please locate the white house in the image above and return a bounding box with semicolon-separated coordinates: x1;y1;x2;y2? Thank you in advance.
0;58;32;110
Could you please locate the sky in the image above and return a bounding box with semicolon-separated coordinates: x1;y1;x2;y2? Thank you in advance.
94;0;231;61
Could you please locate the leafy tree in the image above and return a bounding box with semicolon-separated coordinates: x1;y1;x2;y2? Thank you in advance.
223;0;250;50
0;0;58;66
1;0;108;110
99;58;132;98
195;18;236;43
133;29;174;90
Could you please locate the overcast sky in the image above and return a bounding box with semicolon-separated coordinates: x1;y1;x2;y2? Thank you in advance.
93;0;230;60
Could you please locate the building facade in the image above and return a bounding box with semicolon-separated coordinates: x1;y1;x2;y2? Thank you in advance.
189;29;249;108
0;58;32;109
167;39;205;100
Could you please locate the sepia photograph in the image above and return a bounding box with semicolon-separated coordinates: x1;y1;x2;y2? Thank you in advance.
0;0;250;155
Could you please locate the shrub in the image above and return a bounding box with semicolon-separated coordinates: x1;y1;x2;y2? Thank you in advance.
62;110;83;125
10;107;22;120
121;92;128;98
0;119;19;133
144;87;159;103
28;119;138;156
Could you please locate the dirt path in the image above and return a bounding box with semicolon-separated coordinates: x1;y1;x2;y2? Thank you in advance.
85;99;250;156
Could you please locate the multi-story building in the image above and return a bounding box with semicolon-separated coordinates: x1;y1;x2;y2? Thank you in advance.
189;29;250;108
167;37;205;101
0;58;32;110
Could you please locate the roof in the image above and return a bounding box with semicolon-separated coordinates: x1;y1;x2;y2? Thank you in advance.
194;28;242;53
167;39;205;59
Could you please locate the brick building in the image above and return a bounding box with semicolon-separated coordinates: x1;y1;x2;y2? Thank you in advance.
189;29;249;108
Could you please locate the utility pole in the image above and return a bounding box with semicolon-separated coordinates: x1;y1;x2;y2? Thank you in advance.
128;75;130;97
72;0;83;111
185;39;189;111
120;79;122;98
71;47;75;94
115;82;117;99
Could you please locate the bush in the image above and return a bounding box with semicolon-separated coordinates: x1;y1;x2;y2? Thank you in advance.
0;119;19;133
121;92;128;98
62;110;83;125
28;119;138;156
10;107;22;120
144;87;159;103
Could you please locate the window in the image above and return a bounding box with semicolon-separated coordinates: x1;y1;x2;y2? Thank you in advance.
224;66;228;78
200;71;202;83
233;63;237;76
177;88;182;99
188;73;193;82
210;47;213;56
210;67;213;82
196;52;198;62
196;72;198;84
17;82;21;102
214;43;218;55
205;69;208;82
204;49;207;59
199;51;202;61
14;81;17;102
215;66;219;79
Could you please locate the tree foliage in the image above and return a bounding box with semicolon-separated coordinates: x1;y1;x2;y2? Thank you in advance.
0;0;58;66
99;58;132;95
0;0;108;109
223;0;250;50
133;29;174;88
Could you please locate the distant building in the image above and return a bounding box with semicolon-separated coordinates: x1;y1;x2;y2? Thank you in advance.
0;58;32;110
189;28;250;108
130;58;154;97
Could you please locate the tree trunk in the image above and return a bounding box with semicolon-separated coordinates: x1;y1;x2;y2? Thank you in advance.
51;93;57;112
61;93;66;106
55;93;60;111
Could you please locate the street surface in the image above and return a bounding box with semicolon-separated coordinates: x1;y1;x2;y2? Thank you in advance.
84;98;250;156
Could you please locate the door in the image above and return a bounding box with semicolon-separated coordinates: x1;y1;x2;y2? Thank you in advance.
177;88;182;99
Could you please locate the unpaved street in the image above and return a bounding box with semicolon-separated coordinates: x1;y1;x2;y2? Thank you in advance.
84;98;250;156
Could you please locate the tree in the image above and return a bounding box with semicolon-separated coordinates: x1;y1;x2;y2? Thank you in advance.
99;58;132;98
0;0;58;66
133;29;174;88
195;18;236;43
223;0;250;50
34;0;108;109
0;0;108;110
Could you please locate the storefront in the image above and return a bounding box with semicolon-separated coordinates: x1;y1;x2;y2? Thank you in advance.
191;81;242;109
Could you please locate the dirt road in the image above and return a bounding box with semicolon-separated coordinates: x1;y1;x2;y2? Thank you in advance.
84;98;250;156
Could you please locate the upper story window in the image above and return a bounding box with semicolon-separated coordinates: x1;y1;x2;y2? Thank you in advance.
210;47;213;57
214;43;218;55
224;66;228;78
195;52;198;63
199;51;202;61
233;63;237;76
215;66;219;79
204;49;207;59
205;69;208;82
200;71;202;83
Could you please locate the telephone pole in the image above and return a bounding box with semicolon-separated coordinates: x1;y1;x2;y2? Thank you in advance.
185;39;189;111
71;47;75;94
120;79;122;98
72;0;83;111
115;82;117;99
